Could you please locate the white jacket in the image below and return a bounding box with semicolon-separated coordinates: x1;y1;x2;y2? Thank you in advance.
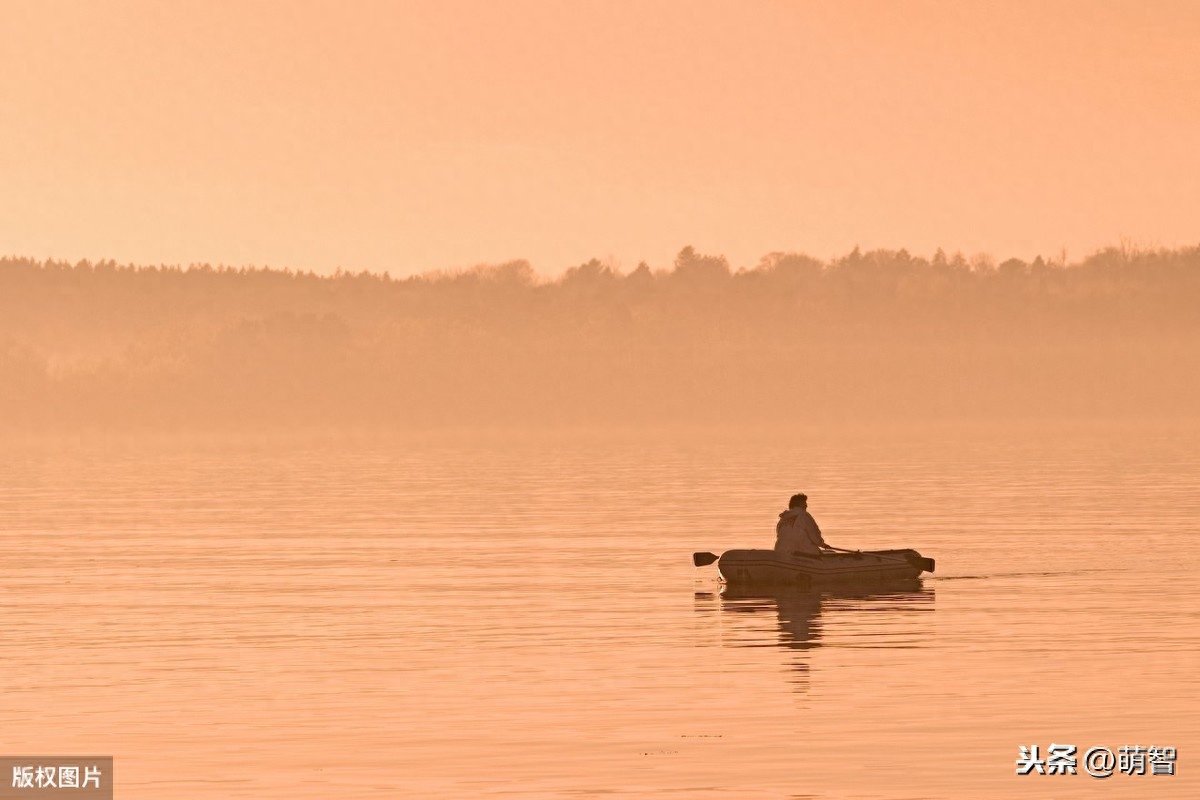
774;508;825;558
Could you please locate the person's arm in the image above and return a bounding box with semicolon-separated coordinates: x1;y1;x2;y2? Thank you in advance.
811;516;830;548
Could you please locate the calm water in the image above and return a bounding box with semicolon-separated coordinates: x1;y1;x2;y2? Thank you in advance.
2;424;1198;798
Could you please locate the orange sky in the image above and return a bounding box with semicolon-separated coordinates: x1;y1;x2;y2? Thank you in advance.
2;0;1197;276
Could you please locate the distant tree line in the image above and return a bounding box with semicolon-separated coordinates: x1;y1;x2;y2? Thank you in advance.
1;244;1197;429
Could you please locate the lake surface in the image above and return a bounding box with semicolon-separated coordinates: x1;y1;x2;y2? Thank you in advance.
2;423;1198;798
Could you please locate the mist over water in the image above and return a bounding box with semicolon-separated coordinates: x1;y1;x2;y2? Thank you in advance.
2;244;1198;430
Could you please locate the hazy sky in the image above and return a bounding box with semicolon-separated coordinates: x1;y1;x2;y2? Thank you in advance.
2;0;1197;276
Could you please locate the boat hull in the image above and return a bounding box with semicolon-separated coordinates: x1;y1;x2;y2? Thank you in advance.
718;548;931;589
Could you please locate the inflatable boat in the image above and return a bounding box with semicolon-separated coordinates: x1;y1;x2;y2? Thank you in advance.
693;548;935;588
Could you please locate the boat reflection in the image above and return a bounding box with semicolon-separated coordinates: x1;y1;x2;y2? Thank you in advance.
695;581;934;691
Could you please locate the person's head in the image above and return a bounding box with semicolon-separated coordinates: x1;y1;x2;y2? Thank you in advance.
789;493;808;509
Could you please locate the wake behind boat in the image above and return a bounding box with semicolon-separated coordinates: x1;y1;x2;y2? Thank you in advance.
693;547;935;589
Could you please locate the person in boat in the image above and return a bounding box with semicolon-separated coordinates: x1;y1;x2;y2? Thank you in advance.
774;493;829;559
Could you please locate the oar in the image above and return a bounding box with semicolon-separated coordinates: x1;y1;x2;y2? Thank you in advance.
825;545;935;573
693;551;719;567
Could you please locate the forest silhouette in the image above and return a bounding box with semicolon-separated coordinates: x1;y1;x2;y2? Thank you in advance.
2;245;1197;430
